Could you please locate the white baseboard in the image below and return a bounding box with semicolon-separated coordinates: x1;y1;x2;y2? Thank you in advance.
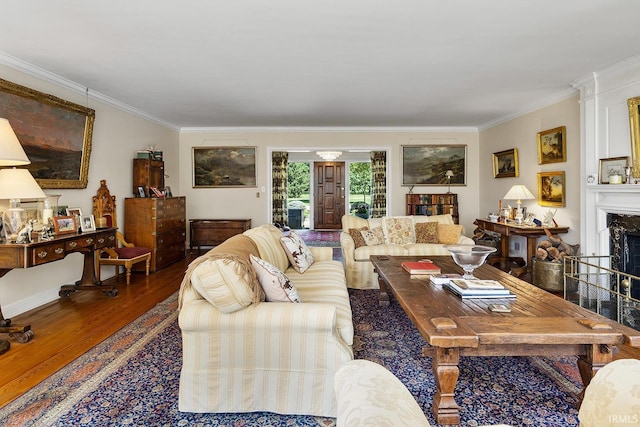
3;288;61;319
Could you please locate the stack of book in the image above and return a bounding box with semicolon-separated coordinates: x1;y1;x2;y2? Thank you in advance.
401;260;441;275
443;278;516;299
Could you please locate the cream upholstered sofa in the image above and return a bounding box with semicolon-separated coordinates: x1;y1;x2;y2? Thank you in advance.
178;224;354;417
341;214;475;289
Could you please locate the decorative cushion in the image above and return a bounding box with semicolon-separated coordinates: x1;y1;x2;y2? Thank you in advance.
361;227;385;246
189;258;256;313
382;217;416;245
415;222;439;244
437;223;463;244
250;255;301;302
349;227;369;248
280;230;315;273
114;246;152;258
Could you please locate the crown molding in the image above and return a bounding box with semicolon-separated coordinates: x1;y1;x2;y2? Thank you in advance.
0;52;180;132
180;126;479;133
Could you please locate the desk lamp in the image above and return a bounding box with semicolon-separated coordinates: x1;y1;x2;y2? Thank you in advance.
0;118;46;241
445;170;454;193
503;184;535;224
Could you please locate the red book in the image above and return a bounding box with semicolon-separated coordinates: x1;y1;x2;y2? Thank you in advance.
401;260;441;275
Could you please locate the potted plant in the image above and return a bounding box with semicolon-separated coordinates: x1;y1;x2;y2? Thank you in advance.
354;203;370;219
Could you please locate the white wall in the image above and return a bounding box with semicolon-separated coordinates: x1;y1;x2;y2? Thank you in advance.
479;95;582;255
0;66;179;317
179;129;481;234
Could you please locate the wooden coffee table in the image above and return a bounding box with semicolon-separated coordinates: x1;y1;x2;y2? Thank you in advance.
371;255;640;426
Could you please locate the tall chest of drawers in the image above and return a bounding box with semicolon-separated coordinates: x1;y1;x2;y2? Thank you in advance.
124;196;186;272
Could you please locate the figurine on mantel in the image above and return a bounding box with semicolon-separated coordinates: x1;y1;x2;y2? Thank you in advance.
535;229;580;262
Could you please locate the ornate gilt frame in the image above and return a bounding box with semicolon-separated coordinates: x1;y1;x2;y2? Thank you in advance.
627;96;640;177
0;79;95;189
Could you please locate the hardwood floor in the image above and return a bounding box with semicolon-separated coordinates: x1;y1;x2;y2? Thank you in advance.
0;249;637;409
0;253;193;409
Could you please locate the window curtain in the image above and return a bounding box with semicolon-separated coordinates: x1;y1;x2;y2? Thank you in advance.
370;151;387;218
272;151;288;226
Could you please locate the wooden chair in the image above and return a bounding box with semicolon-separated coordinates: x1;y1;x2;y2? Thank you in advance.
93;180;152;285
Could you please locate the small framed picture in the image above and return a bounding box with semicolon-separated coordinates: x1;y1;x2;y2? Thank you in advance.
137;186;146;197
524;212;536;226
164;186;172;197
66;207;82;218
537;171;566;207
80;215;96;232
53;216;77;235
492;148;519;178
537;126;566;164
598;156;629;184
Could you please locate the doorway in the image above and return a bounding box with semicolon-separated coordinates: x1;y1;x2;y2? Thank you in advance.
313;162;345;229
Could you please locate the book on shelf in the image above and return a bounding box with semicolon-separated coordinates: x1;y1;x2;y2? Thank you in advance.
443;283;517;299
401;260;441;275
429;273;464;285
450;279;505;290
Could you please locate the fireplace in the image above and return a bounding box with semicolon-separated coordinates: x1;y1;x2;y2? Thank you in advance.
608;214;640;299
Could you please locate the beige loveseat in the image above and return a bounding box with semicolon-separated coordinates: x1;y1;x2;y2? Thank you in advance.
341;214;474;289
178;224;354;417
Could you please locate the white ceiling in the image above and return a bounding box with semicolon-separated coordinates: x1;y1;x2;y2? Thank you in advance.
1;1;640;129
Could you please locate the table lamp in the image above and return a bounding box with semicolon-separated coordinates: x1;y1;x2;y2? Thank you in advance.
0;118;46;241
503;184;535;224
445;170;454;193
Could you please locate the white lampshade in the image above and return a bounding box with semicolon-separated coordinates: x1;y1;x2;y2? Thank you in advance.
503;184;535;205
0;168;46;200
316;151;342;161
0;118;30;166
445;170;455;178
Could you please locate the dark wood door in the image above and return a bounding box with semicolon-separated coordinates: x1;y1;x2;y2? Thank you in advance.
313;162;345;229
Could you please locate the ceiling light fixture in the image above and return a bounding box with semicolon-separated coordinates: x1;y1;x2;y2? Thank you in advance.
316;151;342;161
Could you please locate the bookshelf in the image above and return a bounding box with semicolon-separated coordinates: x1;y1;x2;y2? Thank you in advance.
406;193;459;224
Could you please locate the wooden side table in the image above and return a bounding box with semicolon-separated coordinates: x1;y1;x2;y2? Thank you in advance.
474;218;569;277
189;219;251;252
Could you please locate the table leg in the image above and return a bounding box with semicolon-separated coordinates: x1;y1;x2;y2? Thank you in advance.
432;347;461;425
377;274;390;306
59;249;118;298
576;343;613;407
0;270;34;352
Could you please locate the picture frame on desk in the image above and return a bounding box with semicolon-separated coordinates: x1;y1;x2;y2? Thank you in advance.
53;216;76;235
66;207;82;218
137;186;146;197
80;215;96;233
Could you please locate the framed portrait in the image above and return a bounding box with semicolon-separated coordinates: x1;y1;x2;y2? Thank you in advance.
537;171;565;207
53;216;77;235
537;126;566;165
137;186;146;197
193;146;257;188
599;156;629;184
628;96;640;178
80;215;96;232
66;207;82;218
401;145;466;186
0;79;95;189
492;148;519;178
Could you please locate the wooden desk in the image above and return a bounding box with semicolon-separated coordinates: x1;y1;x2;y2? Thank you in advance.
474;218;569;275
0;228;117;350
371;255;640;425
189;219;251;252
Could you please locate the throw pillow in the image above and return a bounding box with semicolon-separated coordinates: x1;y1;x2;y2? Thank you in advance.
280;230;315;273
250;255;301;302
349;227;369;248
415;221;439;243
360;227;385;246
382;217;416;245
437;224;463;244
190;257;257;313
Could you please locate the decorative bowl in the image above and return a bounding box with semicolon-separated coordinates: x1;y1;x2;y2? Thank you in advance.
444;244;497;279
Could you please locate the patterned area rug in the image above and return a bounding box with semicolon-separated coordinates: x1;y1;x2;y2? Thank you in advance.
295;229;341;247
0;289;583;426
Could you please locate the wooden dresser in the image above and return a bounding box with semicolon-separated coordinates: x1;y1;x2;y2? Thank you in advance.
124;196;186;272
189;219;252;252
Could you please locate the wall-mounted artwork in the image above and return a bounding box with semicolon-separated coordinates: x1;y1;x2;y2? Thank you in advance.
492;148;519;178
537;171;565;207
192;146;257;187
537;126;566;165
401;145;466;186
0;79;95;189
627;96;640;177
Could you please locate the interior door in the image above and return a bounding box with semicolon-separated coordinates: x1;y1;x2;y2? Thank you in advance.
313;162;345;229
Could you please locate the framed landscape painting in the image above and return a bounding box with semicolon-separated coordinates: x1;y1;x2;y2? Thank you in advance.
401;145;466;186
537;171;565;207
492;148;519;178
537;126;566;165
0;79;95;189
192;146;257;188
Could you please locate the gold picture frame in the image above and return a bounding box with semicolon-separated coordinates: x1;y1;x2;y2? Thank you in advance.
492;148;519;178
0;79;95;189
598;156;629;184
537;126;566;165
192;146;257;188
627;96;640;177
537;171;565;207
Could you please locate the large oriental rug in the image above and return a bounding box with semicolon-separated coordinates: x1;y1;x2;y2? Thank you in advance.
0;290;582;426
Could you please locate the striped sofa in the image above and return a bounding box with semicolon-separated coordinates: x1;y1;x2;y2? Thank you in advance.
341;214;475;289
178;224;354;417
